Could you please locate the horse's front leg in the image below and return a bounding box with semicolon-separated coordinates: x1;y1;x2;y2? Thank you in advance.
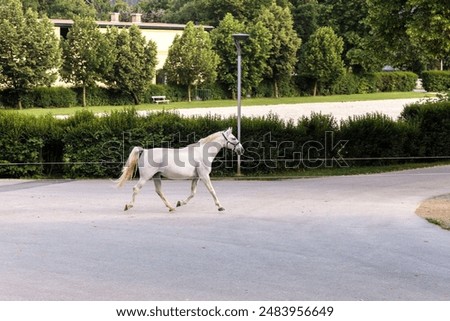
153;175;176;212
177;178;199;207
198;172;224;211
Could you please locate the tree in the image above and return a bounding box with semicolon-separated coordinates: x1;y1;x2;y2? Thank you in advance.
137;0;170;22
365;0;450;71
211;13;272;98
21;0;40;12
46;0;96;18
60;16;113;107
104;25;158;105
298;26;345;96
86;0;114;20
291;0;324;42
162;0;275;26
210;13;246;96
321;0;370;73
164;22;219;102
244;20;273;95
365;0;427;71
0;0;60;109
206;0;273;25
406;0;450;70
258;2;301;97
162;0;209;24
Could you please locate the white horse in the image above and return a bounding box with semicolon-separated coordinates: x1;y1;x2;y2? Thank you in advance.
116;128;244;212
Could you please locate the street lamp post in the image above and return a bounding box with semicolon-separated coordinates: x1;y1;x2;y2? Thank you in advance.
232;33;249;176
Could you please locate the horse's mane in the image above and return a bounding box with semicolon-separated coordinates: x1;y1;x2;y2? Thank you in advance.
198;131;222;144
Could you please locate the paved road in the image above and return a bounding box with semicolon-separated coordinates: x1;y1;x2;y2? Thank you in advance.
1;166;450;300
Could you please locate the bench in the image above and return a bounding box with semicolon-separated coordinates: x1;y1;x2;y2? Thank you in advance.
151;95;170;104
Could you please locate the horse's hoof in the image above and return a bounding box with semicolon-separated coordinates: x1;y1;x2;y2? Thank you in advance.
124;204;130;211
176;201;182;207
169;208;176;213
218;207;225;211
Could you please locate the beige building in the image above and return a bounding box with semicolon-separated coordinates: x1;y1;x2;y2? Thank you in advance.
51;13;213;72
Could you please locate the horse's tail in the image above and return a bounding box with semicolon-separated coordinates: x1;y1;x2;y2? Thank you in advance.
116;146;143;187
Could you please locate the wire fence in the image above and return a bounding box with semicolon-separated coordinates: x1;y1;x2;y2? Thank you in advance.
1;155;450;167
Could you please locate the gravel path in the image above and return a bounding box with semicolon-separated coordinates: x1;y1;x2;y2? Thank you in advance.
416;194;450;230
172;98;423;122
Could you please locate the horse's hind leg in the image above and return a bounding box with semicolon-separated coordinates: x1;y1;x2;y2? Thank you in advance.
153;174;176;212
177;178;199;207
124;177;147;211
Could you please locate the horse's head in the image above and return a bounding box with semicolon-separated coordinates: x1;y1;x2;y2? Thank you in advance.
222;127;244;155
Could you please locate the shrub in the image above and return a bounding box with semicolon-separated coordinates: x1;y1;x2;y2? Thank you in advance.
60;110;342;177
240;112;295;172
2;100;450;178
0;88;36;108
357;76;377;94
73;86;134;106
299;71;417;96
297;113;340;168
195;84;229;100
421;71;450;92
255;79;300;98
31;87;78;108
0;87;77;108
142;84;167;103
164;84;187;102
62;109;179;178
0;89;22;108
339;113;419;165
331;73;361;95
371;72;418;92
401;101;450;158
0;112;50;177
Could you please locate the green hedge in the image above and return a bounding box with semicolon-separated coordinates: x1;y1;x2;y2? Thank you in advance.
300;71;418;96
370;72;418;92
0;112;64;177
339;113;419;165
0;84;227;108
31;87;78;108
421;71;450;92
1;100;449;178
400;101;450;157
0;87;77;108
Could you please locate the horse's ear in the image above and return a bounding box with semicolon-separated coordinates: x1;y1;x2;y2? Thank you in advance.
225;127;232;134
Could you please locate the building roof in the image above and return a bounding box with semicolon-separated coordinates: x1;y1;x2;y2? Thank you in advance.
50;18;213;31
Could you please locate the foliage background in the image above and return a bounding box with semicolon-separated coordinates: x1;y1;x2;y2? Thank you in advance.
1;100;449;178
1;0;446;108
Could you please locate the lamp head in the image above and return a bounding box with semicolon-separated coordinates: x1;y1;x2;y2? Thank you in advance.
232;33;250;42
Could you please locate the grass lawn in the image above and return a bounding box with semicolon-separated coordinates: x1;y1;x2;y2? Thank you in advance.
11;91;434;117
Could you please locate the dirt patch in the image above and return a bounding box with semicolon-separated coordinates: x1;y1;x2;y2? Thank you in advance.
416;195;450;230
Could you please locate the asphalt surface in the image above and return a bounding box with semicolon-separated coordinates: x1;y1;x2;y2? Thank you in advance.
1;165;450;300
